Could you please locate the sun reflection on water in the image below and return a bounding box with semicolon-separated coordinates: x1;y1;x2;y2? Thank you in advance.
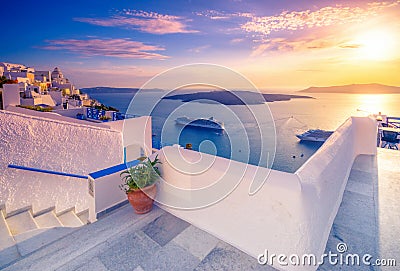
356;94;391;116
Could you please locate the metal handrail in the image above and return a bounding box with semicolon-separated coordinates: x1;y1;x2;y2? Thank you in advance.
387;116;400;128
89;160;140;179
8;164;87;179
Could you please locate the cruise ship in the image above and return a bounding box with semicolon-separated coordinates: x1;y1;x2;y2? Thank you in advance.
296;129;334;142
175;116;225;130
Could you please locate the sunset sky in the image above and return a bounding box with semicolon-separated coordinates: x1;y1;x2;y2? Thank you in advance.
1;0;400;90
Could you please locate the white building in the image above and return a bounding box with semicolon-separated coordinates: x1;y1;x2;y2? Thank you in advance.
1;62;35;83
51;67;74;92
14;77;31;84
2;84;20;109
1;62;95;111
34;70;51;82
24;85;41;98
0;62;26;71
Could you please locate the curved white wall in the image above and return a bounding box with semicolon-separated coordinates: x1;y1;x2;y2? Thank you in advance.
154;116;377;271
295;116;377;262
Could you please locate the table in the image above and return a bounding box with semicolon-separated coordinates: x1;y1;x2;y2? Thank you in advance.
379;127;400;134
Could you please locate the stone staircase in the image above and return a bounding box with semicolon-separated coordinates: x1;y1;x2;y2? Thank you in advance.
0;204;89;269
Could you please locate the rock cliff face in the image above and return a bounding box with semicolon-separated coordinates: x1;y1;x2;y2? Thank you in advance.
163;90;313;105
300;83;400;94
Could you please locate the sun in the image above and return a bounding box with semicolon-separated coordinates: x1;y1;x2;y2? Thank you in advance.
352;29;397;61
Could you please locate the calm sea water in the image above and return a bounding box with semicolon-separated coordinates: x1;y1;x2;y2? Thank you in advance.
88;91;400;173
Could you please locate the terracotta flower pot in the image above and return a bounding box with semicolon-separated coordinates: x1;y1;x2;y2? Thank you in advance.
127;184;157;214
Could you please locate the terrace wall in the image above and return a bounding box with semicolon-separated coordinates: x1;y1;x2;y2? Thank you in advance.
154;116;377;271
0;110;124;213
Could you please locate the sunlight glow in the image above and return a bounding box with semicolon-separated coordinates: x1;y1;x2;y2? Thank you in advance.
357;94;389;115
353;29;397;60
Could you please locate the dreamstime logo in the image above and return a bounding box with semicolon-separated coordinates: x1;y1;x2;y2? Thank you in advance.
122;64;277;209
258;242;397;268
336;242;347;253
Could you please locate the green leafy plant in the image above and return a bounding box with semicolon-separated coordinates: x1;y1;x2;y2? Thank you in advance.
99;115;111;121
17;105;53;112
119;155;161;193
94;103;119;112
0;76;18;87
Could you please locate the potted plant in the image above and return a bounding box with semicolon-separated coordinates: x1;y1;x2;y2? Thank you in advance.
119;156;161;214
99;115;111;122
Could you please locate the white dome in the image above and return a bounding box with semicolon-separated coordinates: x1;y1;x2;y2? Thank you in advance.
51;67;64;80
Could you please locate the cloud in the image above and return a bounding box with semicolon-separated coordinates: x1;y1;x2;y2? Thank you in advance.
195;10;253;20
188;45;210;53
195;10;233;20
40;38;168;59
71;65;158;77
339;44;362;49
241;1;400;37
75;10;197;34
230;38;245;44
251;37;329;55
241;1;400;56
250;36;348;56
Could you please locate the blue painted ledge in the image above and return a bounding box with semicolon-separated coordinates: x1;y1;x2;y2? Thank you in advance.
89;160;140;180
8;164;87;179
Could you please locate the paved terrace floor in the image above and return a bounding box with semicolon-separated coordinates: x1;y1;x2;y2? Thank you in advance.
2;148;399;271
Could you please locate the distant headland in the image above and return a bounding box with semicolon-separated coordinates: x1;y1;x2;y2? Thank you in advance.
299;83;400;94
81;87;140;93
163;90;313;105
80;88;313;105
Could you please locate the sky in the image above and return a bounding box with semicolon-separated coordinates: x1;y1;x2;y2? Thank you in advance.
1;0;399;90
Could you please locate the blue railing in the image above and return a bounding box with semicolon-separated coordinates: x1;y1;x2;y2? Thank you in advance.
89;160;140;179
9;160;141;181
8;164;87;179
86;108;117;121
115;112;143;120
387;117;400;128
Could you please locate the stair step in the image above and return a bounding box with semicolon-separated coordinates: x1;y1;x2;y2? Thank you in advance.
57;211;84;227
34;211;62;228
76;209;89;225
14;227;76;257
5;211;38;236
0;210;15;248
0;205;88;268
0;211;20;268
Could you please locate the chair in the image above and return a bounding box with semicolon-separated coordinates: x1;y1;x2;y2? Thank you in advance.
381;130;399;150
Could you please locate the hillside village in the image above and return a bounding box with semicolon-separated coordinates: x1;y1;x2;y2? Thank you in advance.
0;62;119;121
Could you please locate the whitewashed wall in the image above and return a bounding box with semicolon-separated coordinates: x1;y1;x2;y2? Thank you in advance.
49;91;62;105
2;84;20;109
295;116;377;263
106;116;153;158
0;110;123;214
154;116;377;271
53;108;85;118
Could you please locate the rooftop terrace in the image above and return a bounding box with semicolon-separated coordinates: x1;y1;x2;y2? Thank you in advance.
2;148;398;271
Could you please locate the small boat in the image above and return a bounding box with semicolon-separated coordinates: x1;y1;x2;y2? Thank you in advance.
175;116;225;130
296;129;333;142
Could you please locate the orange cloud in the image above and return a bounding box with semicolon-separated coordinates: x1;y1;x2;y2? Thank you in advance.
250;36;338;56
242;1;399;36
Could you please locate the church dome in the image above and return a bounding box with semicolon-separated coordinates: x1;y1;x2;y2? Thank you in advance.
51;67;64;80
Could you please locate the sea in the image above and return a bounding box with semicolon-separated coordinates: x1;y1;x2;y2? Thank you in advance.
86;90;400;173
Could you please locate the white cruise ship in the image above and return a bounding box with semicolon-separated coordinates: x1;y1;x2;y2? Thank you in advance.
296;129;333;142
175;116;225;130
